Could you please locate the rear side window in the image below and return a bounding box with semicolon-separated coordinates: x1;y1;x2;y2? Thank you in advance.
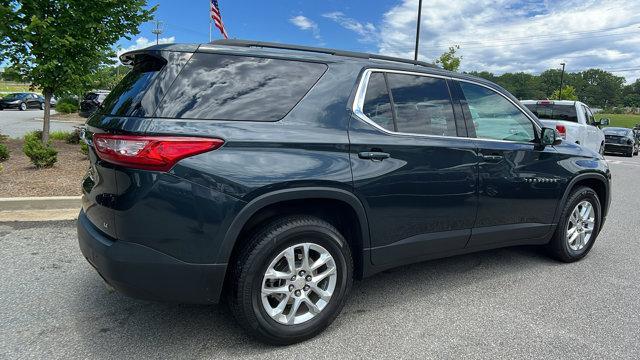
525;103;578;123
386;73;457;136
155;53;327;121
362;72;394;131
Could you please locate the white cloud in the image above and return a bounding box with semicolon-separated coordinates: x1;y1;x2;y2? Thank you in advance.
290;15;322;42
116;36;176;58
376;0;640;82
322;12;378;43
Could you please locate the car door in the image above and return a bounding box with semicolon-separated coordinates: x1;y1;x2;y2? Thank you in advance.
582;105;601;152
453;80;561;248
27;94;39;108
350;70;479;266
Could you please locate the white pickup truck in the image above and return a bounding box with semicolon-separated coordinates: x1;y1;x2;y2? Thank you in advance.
521;100;609;154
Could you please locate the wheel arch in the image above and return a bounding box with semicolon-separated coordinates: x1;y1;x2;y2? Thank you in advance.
554;173;610;226
217;187;371;279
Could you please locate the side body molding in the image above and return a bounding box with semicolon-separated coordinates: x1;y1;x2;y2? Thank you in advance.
215;187;372;277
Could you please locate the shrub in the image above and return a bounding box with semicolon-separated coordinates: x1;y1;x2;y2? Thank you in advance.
66;127;82;144
80;142;89;157
49;130;73;141
23;132;57;168
56;101;78;114
0;143;9;161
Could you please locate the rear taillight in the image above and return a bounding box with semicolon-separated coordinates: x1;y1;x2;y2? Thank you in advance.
92;134;224;172
555;124;566;139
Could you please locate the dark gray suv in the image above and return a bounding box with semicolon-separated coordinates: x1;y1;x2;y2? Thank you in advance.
78;40;611;344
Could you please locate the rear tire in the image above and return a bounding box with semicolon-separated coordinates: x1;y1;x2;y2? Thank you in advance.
547;187;601;262
227;215;353;345
19;102;27;111
40;102;45;110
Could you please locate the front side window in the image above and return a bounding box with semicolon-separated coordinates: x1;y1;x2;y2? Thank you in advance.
386;74;457;136
362;72;394;131
583;105;595;125
460;82;535;142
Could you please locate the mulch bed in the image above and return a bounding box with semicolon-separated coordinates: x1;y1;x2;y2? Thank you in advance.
0;139;88;197
50;112;86;123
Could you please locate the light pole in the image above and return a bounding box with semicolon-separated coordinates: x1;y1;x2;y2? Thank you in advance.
152;20;163;45
559;62;566;100
414;0;423;61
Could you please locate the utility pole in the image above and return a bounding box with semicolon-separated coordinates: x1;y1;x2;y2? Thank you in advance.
559;62;566;100
414;0;423;61
152;20;163;45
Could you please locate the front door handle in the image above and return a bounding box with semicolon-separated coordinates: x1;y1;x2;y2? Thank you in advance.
482;154;503;162
358;151;390;161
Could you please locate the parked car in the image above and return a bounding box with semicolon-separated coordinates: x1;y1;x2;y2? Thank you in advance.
78;40;611;345
521;100;608;154
0;92;46;110
79;90;110;117
603;127;638;157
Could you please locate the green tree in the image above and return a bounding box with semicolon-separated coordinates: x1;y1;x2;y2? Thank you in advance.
623;93;640;108
0;0;154;142
550;85;578;101
435;45;462;72
0;64;24;82
578;69;624;108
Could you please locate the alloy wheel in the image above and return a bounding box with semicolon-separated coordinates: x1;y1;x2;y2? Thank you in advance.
566;200;595;251
261;243;337;325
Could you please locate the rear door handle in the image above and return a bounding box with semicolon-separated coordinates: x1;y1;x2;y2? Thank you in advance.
482;154;503;162
358;151;390;161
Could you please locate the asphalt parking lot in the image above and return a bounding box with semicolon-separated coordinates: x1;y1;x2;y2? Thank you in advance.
1;155;639;359
0;109;77;138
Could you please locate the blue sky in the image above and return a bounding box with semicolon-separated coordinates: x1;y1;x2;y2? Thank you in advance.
119;0;640;81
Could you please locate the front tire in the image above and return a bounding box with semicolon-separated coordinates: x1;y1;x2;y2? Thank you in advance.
19;102;27;111
228;215;353;345
548;187;601;262
40;102;45;110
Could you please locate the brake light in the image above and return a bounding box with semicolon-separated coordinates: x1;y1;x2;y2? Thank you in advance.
555;124;566;139
538;100;554;105
92;134;224;172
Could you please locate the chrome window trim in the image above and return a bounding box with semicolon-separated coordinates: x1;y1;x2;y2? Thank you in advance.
352;68;541;144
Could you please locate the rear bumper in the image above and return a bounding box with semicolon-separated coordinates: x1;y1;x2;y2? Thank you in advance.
604;144;632;154
77;210;227;304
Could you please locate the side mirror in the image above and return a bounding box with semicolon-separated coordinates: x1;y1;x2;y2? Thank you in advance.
540;127;562;147
598;118;610;126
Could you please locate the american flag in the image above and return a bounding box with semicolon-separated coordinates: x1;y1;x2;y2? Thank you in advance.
210;0;228;39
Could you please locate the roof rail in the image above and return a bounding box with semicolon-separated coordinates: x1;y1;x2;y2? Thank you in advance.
209;39;437;69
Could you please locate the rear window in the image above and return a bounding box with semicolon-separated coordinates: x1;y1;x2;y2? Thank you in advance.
154;53;327;121
524;103;578;122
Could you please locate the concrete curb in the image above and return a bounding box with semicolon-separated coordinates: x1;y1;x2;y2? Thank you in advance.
0;196;81;211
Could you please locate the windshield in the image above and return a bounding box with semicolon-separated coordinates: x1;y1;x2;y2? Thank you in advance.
603;128;631;137
524;103;578;122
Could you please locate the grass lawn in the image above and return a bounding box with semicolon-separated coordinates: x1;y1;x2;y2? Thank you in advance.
0;82;35;93
595;113;640;129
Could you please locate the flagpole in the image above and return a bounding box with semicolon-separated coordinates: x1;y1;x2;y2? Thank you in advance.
209;19;212;42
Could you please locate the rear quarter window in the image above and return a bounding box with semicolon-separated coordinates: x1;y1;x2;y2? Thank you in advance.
154;53;328;121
